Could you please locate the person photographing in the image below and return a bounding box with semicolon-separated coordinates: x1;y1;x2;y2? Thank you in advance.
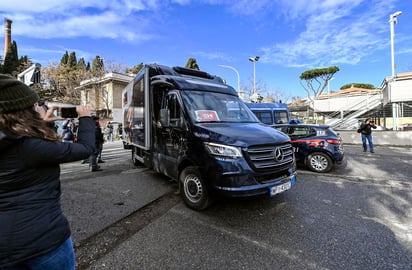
0;74;95;269
358;117;377;153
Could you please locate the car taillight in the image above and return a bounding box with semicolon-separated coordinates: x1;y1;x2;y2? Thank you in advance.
326;139;341;145
293;139;341;147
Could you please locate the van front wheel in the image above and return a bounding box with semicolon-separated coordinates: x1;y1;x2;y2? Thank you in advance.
180;166;212;211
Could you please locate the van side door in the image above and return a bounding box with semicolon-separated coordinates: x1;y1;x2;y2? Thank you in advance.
158;92;185;179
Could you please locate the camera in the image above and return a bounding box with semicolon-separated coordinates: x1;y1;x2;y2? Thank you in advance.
60;107;78;118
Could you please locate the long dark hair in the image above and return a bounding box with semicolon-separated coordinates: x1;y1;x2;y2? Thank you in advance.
0;107;60;142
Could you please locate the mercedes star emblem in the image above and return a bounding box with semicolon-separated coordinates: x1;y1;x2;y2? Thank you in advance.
273;147;284;161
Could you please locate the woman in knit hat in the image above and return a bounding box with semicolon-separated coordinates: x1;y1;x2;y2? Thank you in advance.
0;74;96;269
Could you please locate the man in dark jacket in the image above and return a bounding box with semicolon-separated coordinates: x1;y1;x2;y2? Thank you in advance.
0;74;95;269
358;117;377;153
89;116;105;171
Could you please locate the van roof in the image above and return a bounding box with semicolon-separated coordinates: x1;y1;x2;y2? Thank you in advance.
245;102;289;109
147;64;238;95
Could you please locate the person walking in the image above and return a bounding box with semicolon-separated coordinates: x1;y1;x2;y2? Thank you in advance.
89;116;105;171
0;74;95;269
105;122;114;142
357;117;377;153
61;119;75;143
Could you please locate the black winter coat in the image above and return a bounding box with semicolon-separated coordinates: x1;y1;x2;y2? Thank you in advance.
0;117;95;267
359;122;377;135
95;125;104;146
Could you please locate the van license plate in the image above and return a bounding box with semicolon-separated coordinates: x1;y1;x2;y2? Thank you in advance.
270;181;291;196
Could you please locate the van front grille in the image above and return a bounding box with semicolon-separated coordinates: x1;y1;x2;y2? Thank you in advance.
245;143;294;171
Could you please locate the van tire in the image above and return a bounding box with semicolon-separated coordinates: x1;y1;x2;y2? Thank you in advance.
179;166;212;211
306;152;332;173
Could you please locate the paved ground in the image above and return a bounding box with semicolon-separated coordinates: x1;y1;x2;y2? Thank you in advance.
59;141;412;269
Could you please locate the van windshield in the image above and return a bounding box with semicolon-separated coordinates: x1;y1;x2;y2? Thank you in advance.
181;91;259;123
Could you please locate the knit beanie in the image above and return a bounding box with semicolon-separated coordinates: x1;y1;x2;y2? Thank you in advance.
0;74;39;113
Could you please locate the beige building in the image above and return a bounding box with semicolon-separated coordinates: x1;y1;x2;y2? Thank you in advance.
77;72;134;123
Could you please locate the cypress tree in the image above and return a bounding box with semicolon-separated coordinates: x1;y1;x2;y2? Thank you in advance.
185;58;200;70
60;51;69;66
92;56;104;76
77;57;87;70
67;52;77;68
3;41;19;75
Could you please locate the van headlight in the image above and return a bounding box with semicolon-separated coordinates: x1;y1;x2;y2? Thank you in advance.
204;142;242;158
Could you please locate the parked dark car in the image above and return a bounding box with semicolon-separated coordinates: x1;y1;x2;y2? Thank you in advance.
273;123;345;173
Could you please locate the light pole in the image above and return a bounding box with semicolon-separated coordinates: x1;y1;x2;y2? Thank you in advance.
389;11;402;131
389;11;402;79
218;65;240;93
249;56;259;94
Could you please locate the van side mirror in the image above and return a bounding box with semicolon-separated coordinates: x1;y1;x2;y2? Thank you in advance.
159;109;170;127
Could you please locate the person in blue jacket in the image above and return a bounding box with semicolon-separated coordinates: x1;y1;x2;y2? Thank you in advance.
61;119;75;143
0;74;95;269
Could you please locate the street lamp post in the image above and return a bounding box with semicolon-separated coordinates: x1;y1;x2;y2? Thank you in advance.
218;65;240;93
248;56;259;95
390;11;402;78
389;11;402;131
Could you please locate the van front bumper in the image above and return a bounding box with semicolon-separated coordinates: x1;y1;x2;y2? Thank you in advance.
212;173;296;198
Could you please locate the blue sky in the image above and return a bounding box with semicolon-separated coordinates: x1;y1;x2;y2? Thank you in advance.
0;0;411;101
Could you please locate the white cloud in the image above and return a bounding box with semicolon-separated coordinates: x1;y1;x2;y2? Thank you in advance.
0;0;406;70
260;0;398;68
0;1;160;42
0;0;107;13
192;51;234;62
0;0;167;39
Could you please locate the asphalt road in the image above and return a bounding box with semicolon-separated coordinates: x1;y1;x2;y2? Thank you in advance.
60;141;412;270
